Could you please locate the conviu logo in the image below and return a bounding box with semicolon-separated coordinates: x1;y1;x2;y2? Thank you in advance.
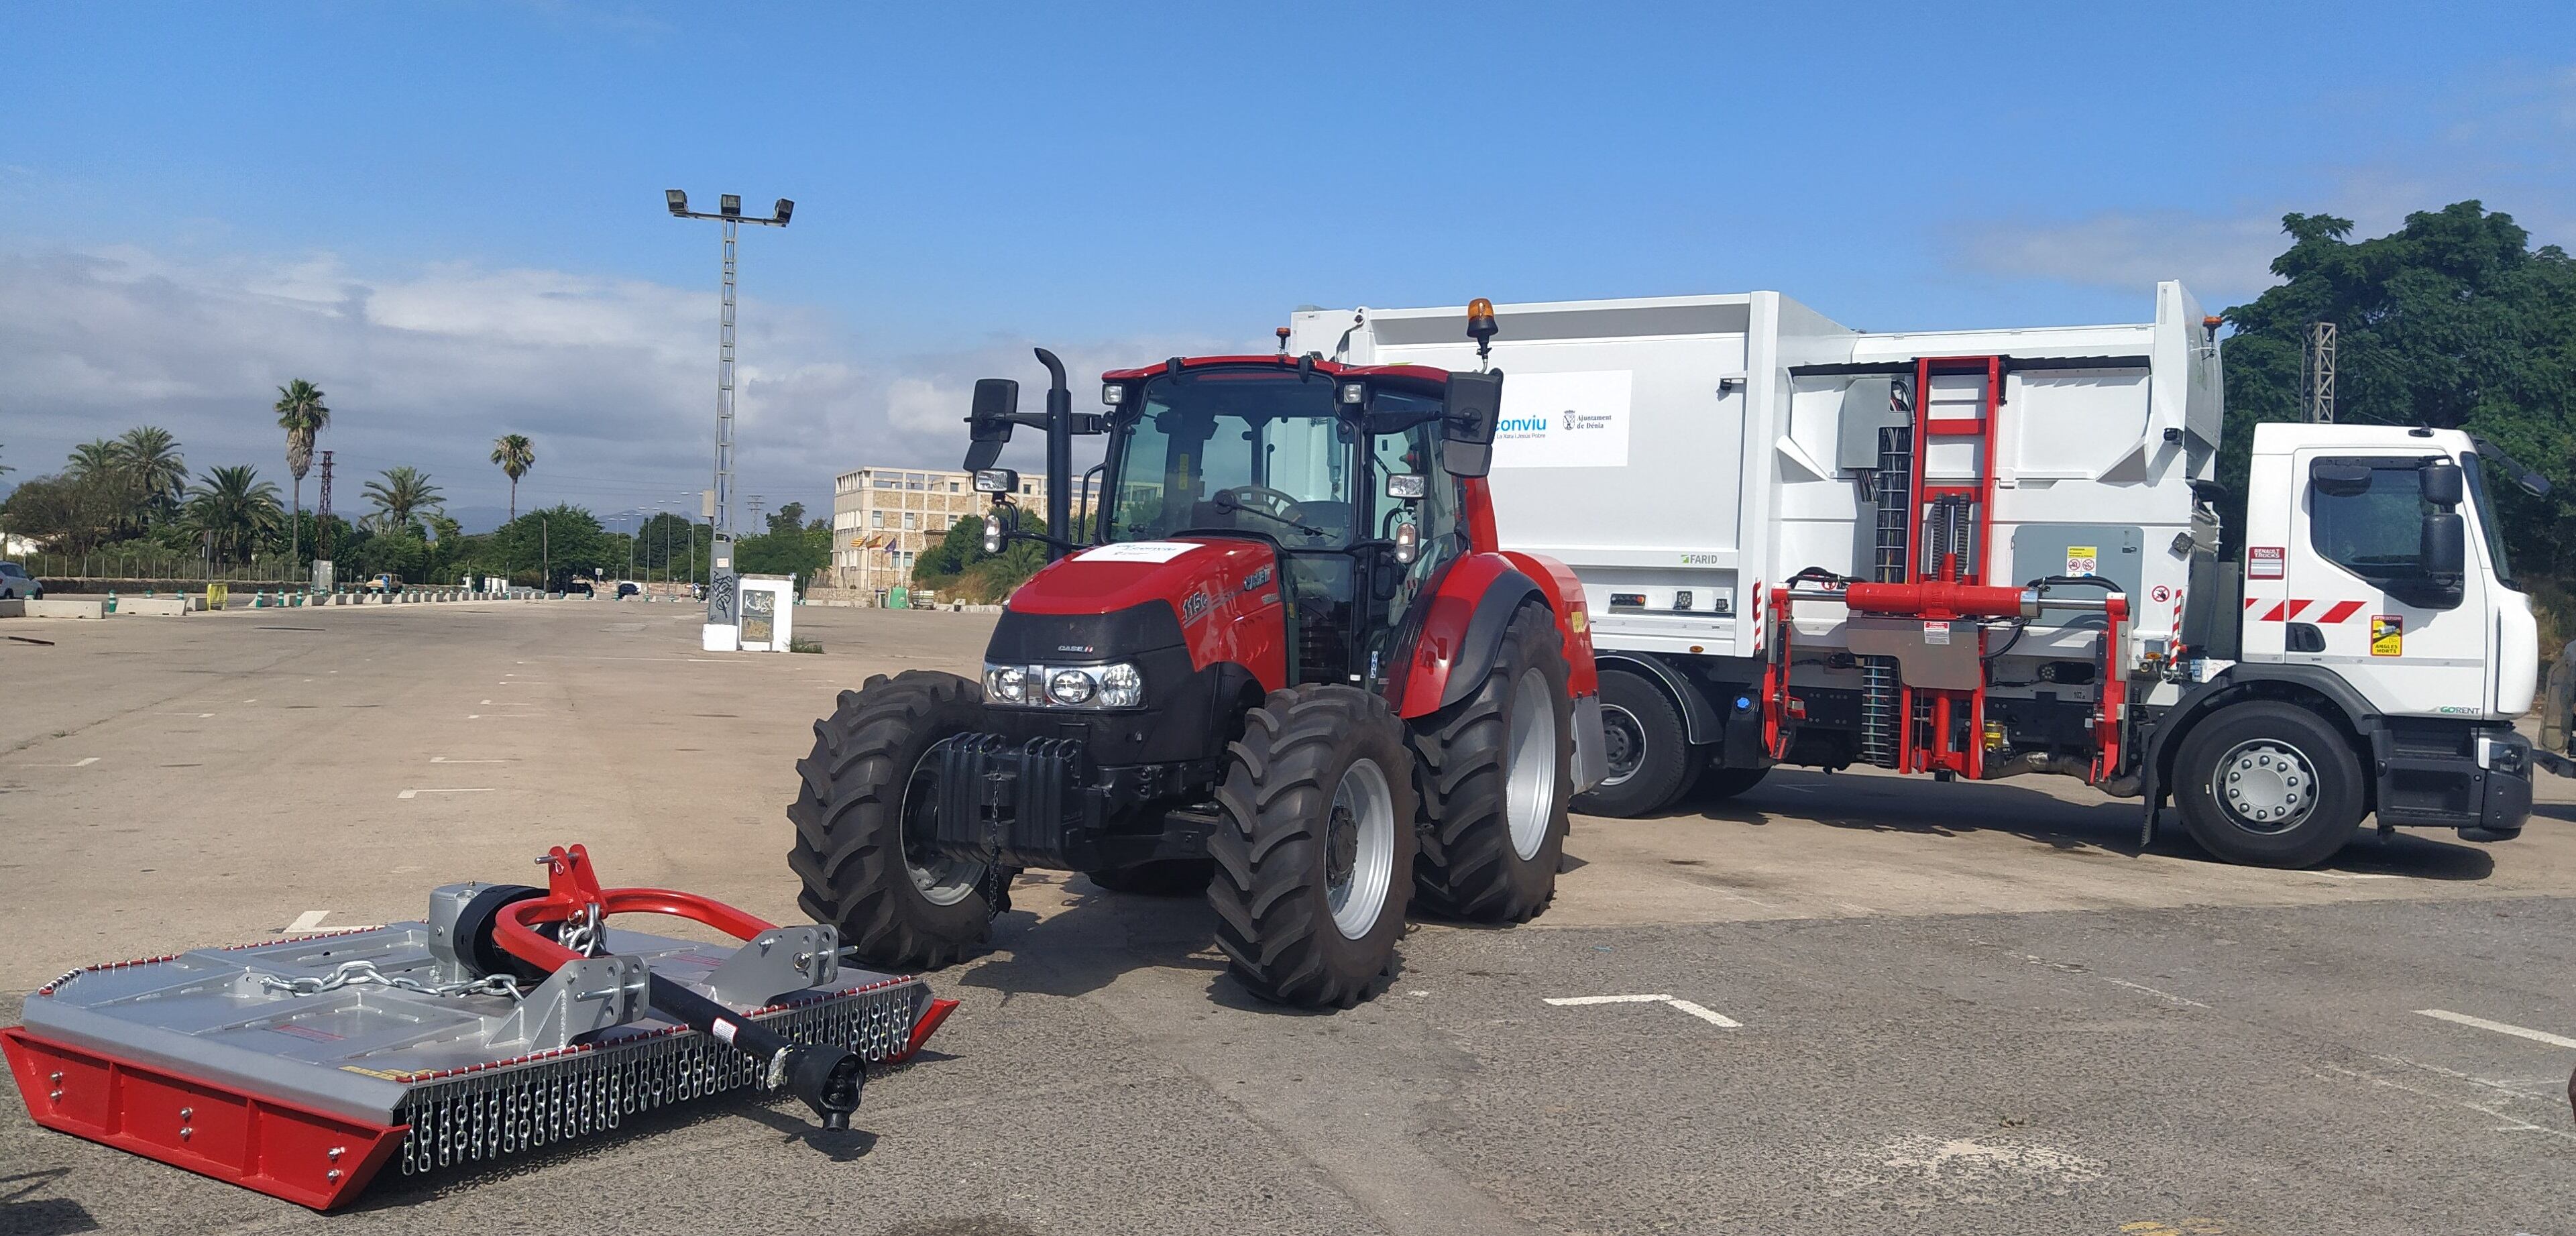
1498;414;1552;433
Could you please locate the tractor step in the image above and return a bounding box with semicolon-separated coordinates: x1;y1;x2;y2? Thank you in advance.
4;868;954;1211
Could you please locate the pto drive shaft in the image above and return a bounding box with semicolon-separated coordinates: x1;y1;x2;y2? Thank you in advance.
645;973;866;1128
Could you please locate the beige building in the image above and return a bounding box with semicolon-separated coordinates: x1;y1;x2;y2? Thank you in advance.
830;465;1093;596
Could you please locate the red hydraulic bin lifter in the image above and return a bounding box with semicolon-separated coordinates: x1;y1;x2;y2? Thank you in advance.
1763;356;2131;783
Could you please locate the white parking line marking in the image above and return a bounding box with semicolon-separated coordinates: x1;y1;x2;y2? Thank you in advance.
466;714;533;720
430;756;512;764
157;712;216;718
398;787;495;799
28;756;102;767
1545;993;1741;1027
2416;1009;2576;1050
1663;998;1740;1027
286;910;330;932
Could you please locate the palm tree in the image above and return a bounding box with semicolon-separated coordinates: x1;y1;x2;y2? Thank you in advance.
490;434;535;520
274;380;331;566
113;427;189;523
66;439;121;484
184;465;283;565
363;466;443;537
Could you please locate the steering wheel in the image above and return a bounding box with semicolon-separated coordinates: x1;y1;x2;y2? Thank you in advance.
1215;485;1305;523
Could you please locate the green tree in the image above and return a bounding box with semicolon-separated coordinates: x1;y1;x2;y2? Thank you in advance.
184;465;284;565
113;427;189;524
734;519;831;583
765;500;806;535
490;433;535;520
274;380;330;567
1;472;126;554
363;466;443;536
2221;203;2576;591
482;504;615;585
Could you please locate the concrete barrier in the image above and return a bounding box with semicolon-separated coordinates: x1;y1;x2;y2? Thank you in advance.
0;599;23;618
25;598;107;618
115;597;188;616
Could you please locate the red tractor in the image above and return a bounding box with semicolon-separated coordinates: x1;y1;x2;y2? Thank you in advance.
789;304;1607;1007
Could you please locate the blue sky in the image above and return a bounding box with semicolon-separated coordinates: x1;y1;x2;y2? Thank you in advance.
5;2;2572;528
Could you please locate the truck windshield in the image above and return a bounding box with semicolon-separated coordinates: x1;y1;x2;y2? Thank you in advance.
1106;371;1355;549
2461;451;2516;587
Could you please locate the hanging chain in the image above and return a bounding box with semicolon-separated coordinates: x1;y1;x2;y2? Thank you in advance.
256;959;524;1001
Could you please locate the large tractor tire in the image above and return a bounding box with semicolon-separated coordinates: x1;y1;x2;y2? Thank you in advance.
2171;700;2365;868
1408;604;1575;923
1573;668;1703;818
788;670;1004;970
1209;685;1417;1008
1082;859;1216;896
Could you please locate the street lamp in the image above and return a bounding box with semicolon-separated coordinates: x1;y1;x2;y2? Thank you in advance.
665;188;793;648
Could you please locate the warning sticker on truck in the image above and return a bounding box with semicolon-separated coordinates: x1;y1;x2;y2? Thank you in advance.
2249;547;2285;579
2065;545;2098;577
2371;615;2403;657
1489;370;1632;469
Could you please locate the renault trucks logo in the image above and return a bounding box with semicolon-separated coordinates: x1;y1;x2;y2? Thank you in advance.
1490;370;1632;470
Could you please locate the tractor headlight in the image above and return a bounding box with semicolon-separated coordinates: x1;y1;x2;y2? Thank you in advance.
985;664;1028;703
1048;669;1097;706
1098;662;1143;708
983;661;1144;710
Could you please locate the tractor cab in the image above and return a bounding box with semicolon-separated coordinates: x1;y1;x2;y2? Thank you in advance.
1072;358;1483;691
790;306;1603;1011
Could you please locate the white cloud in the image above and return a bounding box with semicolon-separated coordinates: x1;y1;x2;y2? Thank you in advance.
1949;211;2288;303
0;243;1215;528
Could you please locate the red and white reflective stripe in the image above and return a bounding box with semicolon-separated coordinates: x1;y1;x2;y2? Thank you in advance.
2251;599;2369;622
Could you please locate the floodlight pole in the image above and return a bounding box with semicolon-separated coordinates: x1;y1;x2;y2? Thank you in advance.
665;190;792;640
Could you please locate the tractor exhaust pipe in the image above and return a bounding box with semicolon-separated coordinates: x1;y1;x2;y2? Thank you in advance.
1035;347;1072;562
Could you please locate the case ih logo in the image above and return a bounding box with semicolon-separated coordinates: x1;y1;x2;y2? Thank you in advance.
1240;565;1272;592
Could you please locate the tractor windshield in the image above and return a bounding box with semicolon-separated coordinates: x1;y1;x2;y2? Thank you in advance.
1107;370;1356;549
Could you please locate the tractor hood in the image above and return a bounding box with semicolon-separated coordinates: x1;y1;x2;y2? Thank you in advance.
991;537;1281;671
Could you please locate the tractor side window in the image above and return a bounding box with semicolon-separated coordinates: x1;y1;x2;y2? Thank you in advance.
2308;458;2436;581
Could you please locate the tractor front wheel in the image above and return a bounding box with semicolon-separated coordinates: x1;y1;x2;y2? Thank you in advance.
1209;685;1416;1008
788;670;1004;970
1409;604;1575;923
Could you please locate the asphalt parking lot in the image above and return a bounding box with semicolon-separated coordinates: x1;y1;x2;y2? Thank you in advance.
5;601;2576;1235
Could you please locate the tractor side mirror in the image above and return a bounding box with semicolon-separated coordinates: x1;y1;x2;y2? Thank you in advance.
2422;459;2463;507
964;378;1020;472
1442;370;1505;478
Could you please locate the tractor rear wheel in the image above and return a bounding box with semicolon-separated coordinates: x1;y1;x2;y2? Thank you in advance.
1408;604;1575;923
788;670;1003;970
1209;685;1416;1007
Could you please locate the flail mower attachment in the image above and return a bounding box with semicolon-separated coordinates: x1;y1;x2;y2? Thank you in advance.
1;844;957;1211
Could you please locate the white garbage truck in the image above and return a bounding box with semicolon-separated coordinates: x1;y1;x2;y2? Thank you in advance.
1290;283;2552;867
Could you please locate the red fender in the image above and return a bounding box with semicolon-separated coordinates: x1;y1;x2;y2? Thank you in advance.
1388;552;1598;720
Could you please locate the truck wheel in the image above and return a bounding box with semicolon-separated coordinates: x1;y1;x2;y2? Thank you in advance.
1209;685;1416;1008
1084;860;1215;896
1410;605;1575;923
788;670;1002;970
1573;669;1702;817
2172;701;2365;868
1695;765;1771;802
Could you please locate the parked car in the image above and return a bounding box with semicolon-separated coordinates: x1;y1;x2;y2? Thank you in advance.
616;580;640;598
366;573;405;594
0;562;41;600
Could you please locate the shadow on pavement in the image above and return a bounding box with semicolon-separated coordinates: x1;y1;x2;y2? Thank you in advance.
1635;769;2498;880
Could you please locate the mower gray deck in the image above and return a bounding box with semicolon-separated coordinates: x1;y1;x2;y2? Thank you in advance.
21;911;933;1180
